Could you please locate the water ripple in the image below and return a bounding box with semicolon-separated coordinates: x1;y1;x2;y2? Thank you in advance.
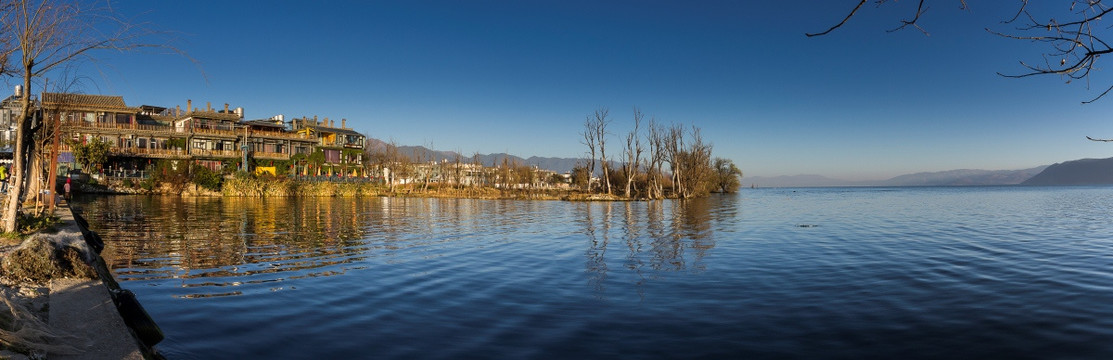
73;188;1113;359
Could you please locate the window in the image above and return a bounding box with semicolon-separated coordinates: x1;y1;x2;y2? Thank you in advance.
325;149;340;163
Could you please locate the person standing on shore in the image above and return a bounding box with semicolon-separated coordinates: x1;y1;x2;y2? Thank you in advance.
0;165;6;193
64;178;71;201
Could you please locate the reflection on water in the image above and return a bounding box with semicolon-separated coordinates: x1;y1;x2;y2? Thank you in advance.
78;196;724;300
71;189;1113;359
582;200;720;300
83;196;375;297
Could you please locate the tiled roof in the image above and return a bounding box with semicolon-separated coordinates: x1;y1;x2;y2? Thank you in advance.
42;92;134;111
305;124;365;137
243;119;285;129
178;110;242;122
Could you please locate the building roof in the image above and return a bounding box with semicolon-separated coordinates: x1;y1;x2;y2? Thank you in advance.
136;113;173;126
41;93;136;112
303;124;365;137
242;119;286;130
176;110;241;122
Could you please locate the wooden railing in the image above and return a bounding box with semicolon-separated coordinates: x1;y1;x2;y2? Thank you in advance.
190;127;237;137
191;149;241;158
253;151;290;160
250;130;309;141
63;121;356;146
65;121;178;133
110;147;191;159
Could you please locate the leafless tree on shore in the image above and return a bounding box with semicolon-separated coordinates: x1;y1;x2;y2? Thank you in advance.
593;108;612;195
622;108;644;198
644;119;666;199
2;0;169;232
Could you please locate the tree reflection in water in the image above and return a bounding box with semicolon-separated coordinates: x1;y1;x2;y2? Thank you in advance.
74;195;734;299
582;197;723;299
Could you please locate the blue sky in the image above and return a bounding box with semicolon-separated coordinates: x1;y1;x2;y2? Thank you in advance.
39;1;1113;180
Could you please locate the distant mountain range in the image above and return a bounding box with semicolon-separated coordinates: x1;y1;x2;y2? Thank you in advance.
366;138;1113;187
365;138;584;173
746;167;1048;188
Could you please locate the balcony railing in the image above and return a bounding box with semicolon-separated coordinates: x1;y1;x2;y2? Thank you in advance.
108;147;190;159
253;151;290;160
190;127;238;137
64;121;177;133
191;149;241;158
250;130;309;141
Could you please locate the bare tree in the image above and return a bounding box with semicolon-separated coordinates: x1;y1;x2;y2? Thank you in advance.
451;151;463;189
622;107;644;198
580;114;598;191
3;0;160;231
679;126;714;199
471;152;483;188
644;119;666;199
385;139;405;192
593;107;612;195
664;124;685;197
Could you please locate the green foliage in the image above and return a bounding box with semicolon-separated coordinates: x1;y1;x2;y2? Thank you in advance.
139;178;154;191
570;165;590;189
307;150;325;166
16;214;60;235
221;159;240;175
151;160;189;186
548;173;566;185
166;138;186;149
713;158;743;193
190;164;223;191
68;138;112;171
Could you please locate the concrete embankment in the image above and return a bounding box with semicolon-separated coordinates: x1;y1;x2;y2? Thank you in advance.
45;204;162;359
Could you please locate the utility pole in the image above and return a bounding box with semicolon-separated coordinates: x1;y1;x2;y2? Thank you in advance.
46;110;60;211
241;124;249;172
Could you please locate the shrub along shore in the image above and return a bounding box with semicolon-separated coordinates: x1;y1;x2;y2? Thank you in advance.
80;174;629;201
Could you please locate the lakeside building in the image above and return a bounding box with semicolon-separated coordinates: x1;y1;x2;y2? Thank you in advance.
31;91;367;177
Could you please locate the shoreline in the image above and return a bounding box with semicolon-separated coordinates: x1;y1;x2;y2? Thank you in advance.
0;203;160;359
79;177;643;201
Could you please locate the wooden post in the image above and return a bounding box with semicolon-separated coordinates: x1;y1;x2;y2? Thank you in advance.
46;111;60;211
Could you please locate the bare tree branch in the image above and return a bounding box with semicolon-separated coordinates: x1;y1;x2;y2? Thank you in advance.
811;1;1113;104
806;0;867;37
886;0;930;35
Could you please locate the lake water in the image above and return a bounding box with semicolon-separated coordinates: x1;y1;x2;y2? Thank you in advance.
73;187;1113;359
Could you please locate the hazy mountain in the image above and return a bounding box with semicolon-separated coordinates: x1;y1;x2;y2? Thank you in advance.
364;138;586;173
748;166;1048;188
1022;157;1113;185
880;167;1048;186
